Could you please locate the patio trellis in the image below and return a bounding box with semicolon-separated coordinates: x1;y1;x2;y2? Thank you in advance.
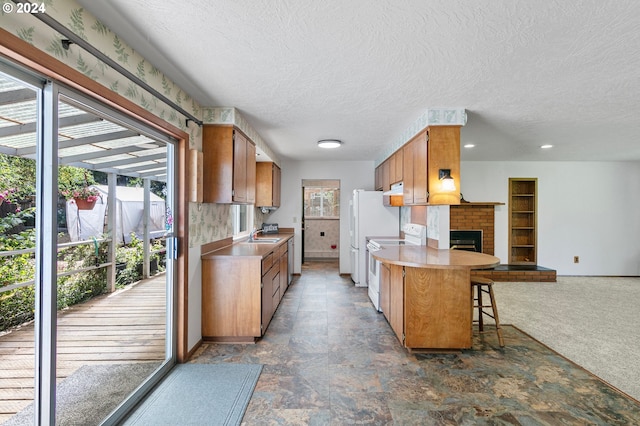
0;72;171;294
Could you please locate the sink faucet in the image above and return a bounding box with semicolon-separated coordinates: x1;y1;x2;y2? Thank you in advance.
248;228;262;242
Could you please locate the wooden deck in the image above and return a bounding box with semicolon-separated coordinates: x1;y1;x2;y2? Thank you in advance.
0;275;167;424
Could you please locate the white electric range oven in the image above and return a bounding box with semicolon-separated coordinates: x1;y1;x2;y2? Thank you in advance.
366;223;426;312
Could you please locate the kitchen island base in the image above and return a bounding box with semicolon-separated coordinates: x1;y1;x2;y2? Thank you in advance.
385;264;472;351
405;266;472;350
374;246;499;352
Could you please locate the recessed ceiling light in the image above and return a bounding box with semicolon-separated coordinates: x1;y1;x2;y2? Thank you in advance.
540;144;553;149
317;139;342;149
463;144;475;148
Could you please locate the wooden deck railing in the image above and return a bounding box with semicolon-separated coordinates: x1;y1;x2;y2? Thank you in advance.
0;237;166;294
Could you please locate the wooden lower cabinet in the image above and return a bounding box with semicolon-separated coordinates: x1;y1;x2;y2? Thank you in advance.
379;263;391;318
279;244;288;299
202;256;262;341
261;259;278;334
389;265;405;343
202;239;289;342
383;264;472;350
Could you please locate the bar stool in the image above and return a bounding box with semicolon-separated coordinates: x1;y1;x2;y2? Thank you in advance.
471;276;505;347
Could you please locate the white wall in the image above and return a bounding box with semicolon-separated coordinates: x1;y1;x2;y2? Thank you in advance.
461;161;640;275
266;160;376;274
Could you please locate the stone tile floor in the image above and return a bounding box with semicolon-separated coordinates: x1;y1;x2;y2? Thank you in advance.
190;260;640;425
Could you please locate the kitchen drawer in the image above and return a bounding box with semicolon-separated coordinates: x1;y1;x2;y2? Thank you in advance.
278;244;287;258
262;252;274;272
272;271;280;296
272;287;280;310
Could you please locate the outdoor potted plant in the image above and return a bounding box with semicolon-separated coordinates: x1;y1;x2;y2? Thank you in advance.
59;169;101;210
61;186;101;210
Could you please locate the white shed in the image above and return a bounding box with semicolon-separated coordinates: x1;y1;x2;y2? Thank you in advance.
66;185;166;243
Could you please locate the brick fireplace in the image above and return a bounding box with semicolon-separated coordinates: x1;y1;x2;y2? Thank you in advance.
450;203;498;255
450;202;556;282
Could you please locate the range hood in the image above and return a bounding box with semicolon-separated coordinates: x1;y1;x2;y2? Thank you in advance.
383;182;403;196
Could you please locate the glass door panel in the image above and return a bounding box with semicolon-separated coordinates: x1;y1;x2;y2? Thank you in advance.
0;70;39;425
53;93;172;425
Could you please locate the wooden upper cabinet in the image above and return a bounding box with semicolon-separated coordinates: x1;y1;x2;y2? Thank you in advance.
256;162;281;207
375;126;460;206
387;150;403;185
402;138;414;205
389;154;397;186
232;131;248;203
375;165;383;191
381;159;390;192
203;125;256;204
273;163;281;207
392;149;403;184
245;140;256;204
381;158;395;207
426;126;460;205
412;130;429;204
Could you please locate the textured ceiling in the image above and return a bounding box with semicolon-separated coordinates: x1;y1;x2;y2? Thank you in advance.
77;0;640;162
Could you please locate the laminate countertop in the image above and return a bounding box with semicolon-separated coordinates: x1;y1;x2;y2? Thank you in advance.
373;246;499;270
201;233;294;259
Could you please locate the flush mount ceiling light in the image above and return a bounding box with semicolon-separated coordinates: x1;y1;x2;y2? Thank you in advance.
317;139;342;149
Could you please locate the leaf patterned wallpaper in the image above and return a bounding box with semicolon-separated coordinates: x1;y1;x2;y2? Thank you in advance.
0;0;275;247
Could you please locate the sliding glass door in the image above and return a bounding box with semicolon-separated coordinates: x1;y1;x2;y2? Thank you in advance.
0;61;177;425
0;64;40;426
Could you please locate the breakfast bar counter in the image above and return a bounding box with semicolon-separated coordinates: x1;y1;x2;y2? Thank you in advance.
372;247;499;352
372;246;499;270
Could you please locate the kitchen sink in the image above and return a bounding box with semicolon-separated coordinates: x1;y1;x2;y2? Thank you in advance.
245;237;281;244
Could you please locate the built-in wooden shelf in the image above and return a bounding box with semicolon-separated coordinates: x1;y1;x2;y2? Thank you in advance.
508;178;537;265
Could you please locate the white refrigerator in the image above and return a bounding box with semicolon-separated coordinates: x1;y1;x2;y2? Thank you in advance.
349;190;399;286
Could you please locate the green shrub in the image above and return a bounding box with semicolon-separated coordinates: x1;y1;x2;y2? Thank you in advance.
0;209;37;331
56;239;108;310
116;233;144;287
115;234;165;288
0;285;35;330
0;230;109;332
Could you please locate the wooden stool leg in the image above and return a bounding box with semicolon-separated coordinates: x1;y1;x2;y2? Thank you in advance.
476;284;484;332
488;284;504;347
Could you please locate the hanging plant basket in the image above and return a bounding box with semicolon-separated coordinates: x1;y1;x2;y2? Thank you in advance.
74;197;96;210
